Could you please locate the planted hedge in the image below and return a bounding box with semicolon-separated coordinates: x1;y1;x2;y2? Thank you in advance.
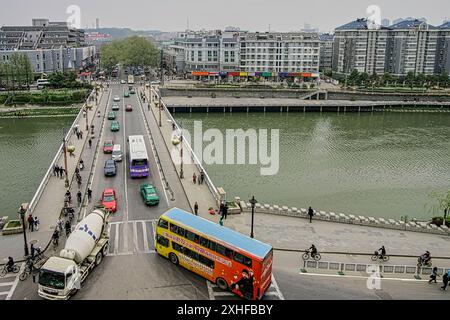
0;89;90;106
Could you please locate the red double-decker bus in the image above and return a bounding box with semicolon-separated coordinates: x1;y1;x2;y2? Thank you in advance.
154;208;273;300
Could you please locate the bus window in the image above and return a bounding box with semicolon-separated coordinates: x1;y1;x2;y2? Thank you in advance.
216;244;226;256
156;235;169;247
158;219;168;229
208;241;216;252
199;255;215;269
234;252;253;268
200;237;209;247
185;230;198;243
225;248;234;259
188;250;199;261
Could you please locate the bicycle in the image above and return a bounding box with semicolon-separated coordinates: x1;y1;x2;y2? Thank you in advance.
0;263;20;277
302;250;321;261
19;257;34;281
371;251;389;262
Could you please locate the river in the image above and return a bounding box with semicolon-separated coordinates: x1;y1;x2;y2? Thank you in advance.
174;112;450;220
0;117;75;220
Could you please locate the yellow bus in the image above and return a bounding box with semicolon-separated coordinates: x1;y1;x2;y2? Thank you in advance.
154;207;273;300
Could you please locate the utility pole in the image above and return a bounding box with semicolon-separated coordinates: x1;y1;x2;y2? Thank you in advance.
158;96;162;127
160;49;164;86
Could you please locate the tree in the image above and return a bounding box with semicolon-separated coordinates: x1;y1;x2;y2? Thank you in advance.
347;69;359;86
428;190;450;223
382;72;393;86
438;70;449;88
405;71;416;89
358;72;369;86
416;73;426;88
100;36;159;72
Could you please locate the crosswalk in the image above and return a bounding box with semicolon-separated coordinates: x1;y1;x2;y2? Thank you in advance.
0;263;24;300
107;219;157;256
207;275;285;300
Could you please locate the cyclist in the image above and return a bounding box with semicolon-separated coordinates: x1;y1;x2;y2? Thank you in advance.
378;246;386;259
419;251;431;265
6;257;14;272
309;244;318;258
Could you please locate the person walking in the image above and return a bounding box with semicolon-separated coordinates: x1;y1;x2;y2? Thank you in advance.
27;213;34;232
65;220;72;237
200;170;205;185
441;272;449;290
65;190;72;205
30;243;35;259
34;216;40;231
88;138;92;148
194;202;199;215
222;203;228;220
77;177;82;189
308;206;315;223
53;164;58;176
429;267;438;283
218;216;224;226
219;201;225;216
79;130;83;139
192;173;197;184
77;191;82;207
87;188;92;202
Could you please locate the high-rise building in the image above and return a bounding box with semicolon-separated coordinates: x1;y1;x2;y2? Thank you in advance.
319;33;334;72
435;21;450;75
0;19;96;74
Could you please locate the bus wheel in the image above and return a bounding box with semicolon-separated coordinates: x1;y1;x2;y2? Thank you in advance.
216;278;228;291
169;253;179;265
102;243;109;256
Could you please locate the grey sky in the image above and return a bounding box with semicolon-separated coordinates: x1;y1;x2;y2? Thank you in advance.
1;0;449;32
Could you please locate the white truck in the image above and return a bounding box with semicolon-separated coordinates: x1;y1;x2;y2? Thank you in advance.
38;208;109;300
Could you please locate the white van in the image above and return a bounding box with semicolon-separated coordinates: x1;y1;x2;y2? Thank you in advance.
112;144;123;162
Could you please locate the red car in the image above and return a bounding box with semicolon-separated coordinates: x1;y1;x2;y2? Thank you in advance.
103;140;114;153
101;188;117;213
125;104;133;112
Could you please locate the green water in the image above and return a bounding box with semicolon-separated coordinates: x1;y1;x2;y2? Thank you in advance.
0;117;75;219
174;112;450;220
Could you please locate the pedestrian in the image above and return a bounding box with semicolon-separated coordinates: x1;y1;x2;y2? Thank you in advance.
192;172;197;184
194;202;199;215
77;191;82;206
441;272;449;290
75;167;80;175
27;213;34;232
172;122;176;131
53;164;58;176
200;170;205;185
218;216;224;226
65;220;71;237
429;267;438;283
73;127;78;135
88;138;92;148
79;130;83;139
77;177;82;189
57;218;64;234
34;216;40;231
87;188;92;202
30;243;35;259
65;190;72;204
222;203;228;220
219;201;224;216
308;206;315;223
82;110;86;118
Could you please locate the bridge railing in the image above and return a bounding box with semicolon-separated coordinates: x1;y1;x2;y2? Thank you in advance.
153;88;219;203
28;89;97;215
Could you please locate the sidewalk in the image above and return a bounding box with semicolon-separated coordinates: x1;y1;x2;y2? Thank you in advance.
0;89;109;260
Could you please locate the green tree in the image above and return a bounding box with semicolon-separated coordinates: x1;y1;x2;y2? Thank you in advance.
416;73;426;88
358;72;369;86
382;72;393;86
438;70;449;88
428;190;450;222
405;71;416;89
347;69;359;86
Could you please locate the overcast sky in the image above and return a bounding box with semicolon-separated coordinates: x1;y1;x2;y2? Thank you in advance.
1;0;450;32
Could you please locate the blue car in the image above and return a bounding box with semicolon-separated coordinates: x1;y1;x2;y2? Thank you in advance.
104;159;117;176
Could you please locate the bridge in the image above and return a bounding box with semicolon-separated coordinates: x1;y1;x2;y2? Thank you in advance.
1;81;450;300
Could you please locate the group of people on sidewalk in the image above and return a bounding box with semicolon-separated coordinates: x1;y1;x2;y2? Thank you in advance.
192;200;228;226
429;267;450;291
192;170;206;185
53;165;66;179
26;212;40;232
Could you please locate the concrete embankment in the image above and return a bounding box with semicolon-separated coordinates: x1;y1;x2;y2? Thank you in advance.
0;105;81;118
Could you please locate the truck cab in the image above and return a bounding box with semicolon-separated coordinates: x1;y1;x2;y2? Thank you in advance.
38;257;77;300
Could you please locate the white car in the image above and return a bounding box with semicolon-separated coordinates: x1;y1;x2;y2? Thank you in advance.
120;80;126;84
113;95;120;102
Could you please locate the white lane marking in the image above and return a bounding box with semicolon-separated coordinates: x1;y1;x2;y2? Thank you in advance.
0;292;9;296
0;273;19;279
0;282;14;287
142;221;150;252
133;221;138;253
271;275;285;300
114;223;119;255
137;88;170;206
206;281;216;300
122;90;130;254
298;272;429;282
151;220;157;241
6;263;24;300
107;250;156;257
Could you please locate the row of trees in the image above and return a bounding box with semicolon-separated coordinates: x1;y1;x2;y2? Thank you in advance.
47;71;91;89
101;36;160;72
0;53;34;90
340;70;450;89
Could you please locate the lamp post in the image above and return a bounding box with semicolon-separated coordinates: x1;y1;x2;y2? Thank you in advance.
249;196;257;238
62;128;70;188
18;206;29;257
179;120;184;179
158;96;162;127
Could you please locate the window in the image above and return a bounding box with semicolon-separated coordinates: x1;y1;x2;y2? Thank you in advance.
216;244;226;256
185;229;199;243
200;236;209;247
199;255;215;269
156;235;169;247
158;218;168;229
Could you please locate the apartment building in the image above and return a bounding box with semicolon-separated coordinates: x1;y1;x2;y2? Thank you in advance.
319;33;334;72
435;21;450;75
0;19;96;74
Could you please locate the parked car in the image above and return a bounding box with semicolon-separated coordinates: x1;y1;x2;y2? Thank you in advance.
108;111;116;120
125;104;133;112
112;104;120;111
140;184;160;206
101;188;117;212
103;140;114;153
111;121;120;132
113;95;120;102
104;159;117;176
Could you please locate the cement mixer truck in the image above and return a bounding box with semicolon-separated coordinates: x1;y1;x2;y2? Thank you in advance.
37;208;109;300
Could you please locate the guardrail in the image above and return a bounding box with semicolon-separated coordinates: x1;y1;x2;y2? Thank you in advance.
153;87;219;203
28;89;97;215
302;259;450;277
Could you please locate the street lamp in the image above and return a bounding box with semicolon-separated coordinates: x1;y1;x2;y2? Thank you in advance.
18;205;29;257
158;96;162;127
62;128;70;188
249;196;257;238
179;120;184;179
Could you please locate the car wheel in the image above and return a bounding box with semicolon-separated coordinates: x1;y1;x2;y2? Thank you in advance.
169;253;179;265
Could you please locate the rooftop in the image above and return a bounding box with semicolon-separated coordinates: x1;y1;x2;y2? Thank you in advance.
390;19;437;30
